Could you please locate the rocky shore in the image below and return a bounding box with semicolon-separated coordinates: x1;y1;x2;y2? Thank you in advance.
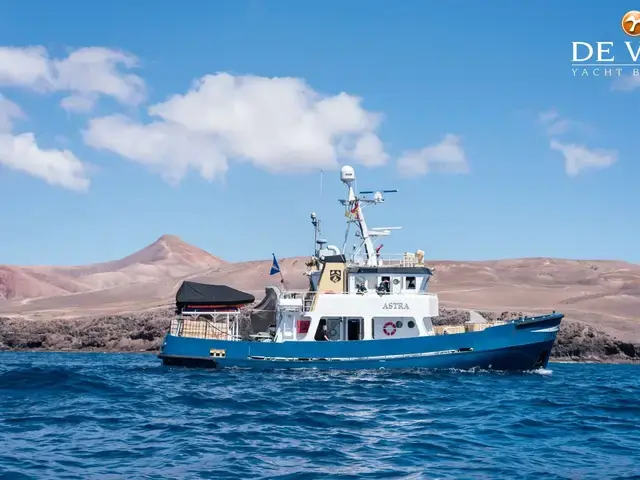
0;309;638;363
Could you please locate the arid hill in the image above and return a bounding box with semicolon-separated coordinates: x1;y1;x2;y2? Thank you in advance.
0;236;639;345
0;234;224;303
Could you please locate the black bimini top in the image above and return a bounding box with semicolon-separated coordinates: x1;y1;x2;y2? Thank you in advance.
175;281;255;308
349;266;433;275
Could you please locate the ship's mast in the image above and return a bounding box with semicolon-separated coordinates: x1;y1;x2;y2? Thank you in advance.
339;165;398;267
343;170;376;266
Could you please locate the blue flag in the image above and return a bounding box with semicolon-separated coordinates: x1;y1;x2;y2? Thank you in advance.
269;254;281;275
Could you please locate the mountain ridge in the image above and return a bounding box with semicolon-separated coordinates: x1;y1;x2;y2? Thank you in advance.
0;235;224;301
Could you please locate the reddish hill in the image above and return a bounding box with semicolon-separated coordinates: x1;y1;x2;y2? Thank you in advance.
0;235;224;301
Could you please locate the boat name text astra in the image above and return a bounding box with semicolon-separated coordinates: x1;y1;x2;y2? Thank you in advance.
382;302;410;310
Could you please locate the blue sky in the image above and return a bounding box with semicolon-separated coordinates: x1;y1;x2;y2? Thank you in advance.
0;0;638;265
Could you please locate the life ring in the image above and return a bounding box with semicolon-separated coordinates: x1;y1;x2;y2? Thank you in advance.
383;321;396;336
329;328;338;337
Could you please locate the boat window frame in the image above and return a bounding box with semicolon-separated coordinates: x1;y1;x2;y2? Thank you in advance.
371;316;418;339
346;317;365;341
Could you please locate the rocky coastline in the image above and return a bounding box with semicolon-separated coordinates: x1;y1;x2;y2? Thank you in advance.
0;308;638;364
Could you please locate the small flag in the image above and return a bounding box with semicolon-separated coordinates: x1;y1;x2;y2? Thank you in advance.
269;254;281;275
350;201;360;219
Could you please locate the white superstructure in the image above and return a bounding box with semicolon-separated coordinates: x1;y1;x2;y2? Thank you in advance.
270;165;440;343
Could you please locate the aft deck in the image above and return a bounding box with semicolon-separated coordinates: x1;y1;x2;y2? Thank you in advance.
170;311;245;341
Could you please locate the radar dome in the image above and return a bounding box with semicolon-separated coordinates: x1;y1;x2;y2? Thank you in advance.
340;165;355;184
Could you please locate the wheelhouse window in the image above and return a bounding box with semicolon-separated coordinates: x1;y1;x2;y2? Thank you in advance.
354;275;367;293
406;277;416;290
316;317;342;341
377;276;391;294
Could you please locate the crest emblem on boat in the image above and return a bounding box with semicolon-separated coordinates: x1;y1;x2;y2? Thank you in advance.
329;269;342;283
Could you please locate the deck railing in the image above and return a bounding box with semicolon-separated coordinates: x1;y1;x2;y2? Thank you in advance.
281;290;437;298
170;312;242;341
347;253;428;268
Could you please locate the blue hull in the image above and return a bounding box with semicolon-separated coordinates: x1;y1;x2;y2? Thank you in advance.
158;313;563;372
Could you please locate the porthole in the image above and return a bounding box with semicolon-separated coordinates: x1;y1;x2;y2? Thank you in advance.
408;320;415;328
395;320;403;328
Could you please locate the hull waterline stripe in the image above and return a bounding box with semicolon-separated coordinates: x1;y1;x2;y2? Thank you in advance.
247;348;473;362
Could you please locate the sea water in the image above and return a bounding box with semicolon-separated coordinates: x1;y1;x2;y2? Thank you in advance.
0;352;638;480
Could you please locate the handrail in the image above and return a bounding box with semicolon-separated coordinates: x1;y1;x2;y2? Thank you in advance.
281;289;436;297
180;310;243;317
170;313;241;341
347;253;428;267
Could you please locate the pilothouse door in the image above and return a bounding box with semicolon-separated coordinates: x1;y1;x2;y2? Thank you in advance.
347;318;363;340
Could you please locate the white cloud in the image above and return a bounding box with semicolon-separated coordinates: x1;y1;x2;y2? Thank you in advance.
549;140;617;176
0;94;90;191
0;94;24;132
537;108;588;136
611;74;640;92
0;46;145;112
83;72;389;181
537;109;616;176
396;134;469;176
347;132;389;167
84;114;228;184
0;46;51;91
60;94;98;113
0;133;89;191
538;109;572;135
54;48;145;110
